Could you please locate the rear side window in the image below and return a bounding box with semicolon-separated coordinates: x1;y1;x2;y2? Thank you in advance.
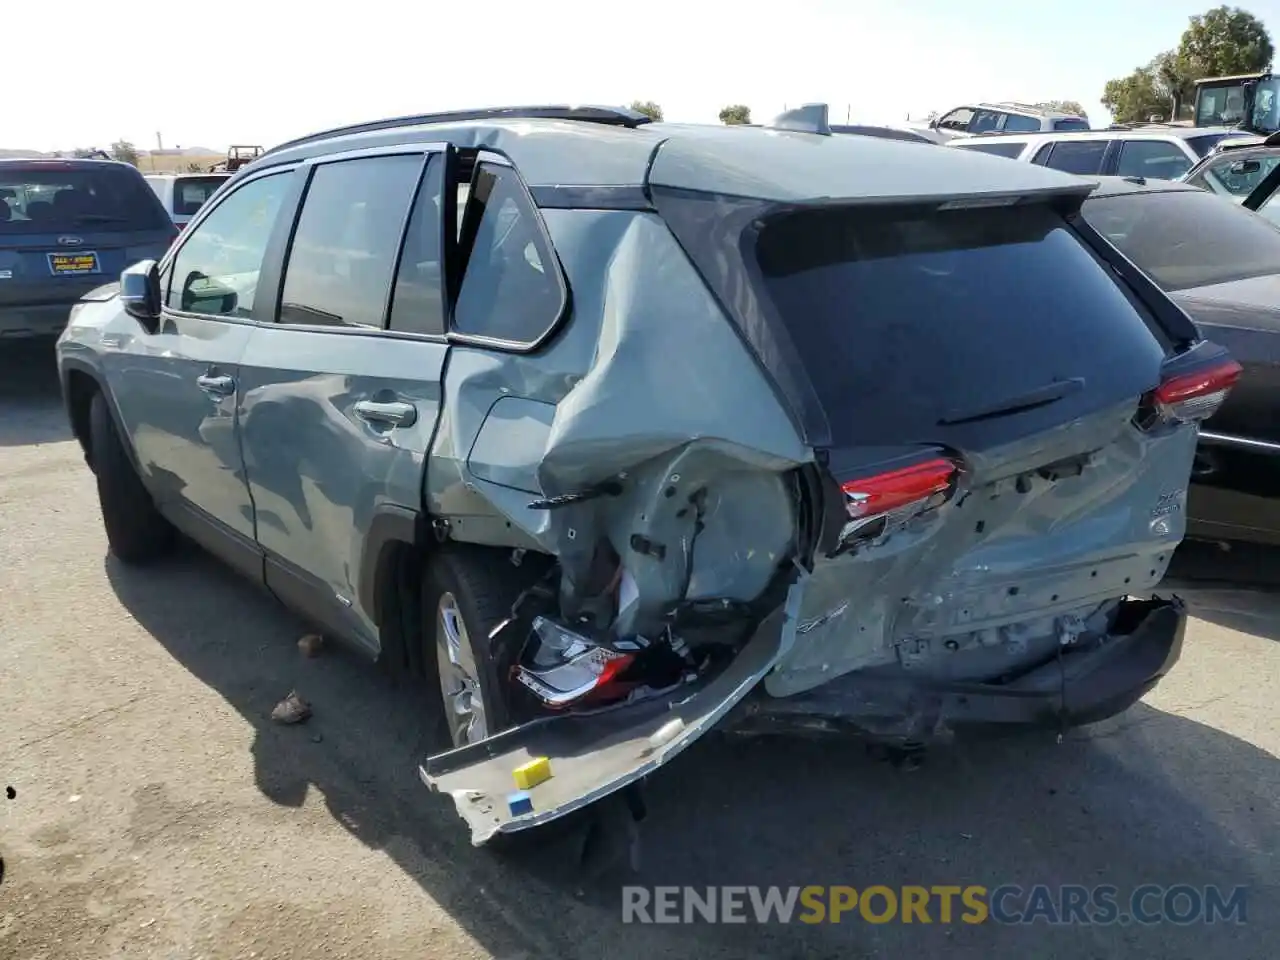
452;162;564;344
752;203;1167;449
173;176;229;216
387;158;446;336
956;142;1024;159
278;154;424;328
1041;140;1108;175
0;163;169;234
1031;144;1054;165
1082;188;1280;290
1114;140;1192;180
1002;113;1042;133
168;172;289;317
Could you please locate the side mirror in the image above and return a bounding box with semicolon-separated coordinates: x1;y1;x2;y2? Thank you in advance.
120;259;162;334
929;118;939;129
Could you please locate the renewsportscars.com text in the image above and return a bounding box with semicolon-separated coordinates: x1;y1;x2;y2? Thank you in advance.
621;884;1249;925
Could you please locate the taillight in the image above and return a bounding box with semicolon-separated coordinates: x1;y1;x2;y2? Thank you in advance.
1146;358;1242;426
841;457;957;520
835;456;958;551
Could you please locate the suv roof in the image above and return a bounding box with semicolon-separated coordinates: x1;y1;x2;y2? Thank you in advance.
956;125;1248;143
974;101;1083;120
247;103;1094;205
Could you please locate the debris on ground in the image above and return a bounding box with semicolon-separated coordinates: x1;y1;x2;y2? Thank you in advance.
271;691;312;724
297;633;325;658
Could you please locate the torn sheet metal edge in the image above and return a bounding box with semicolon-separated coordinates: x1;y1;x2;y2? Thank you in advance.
418;580;805;845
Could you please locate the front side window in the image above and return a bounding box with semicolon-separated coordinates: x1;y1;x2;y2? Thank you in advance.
278;154;424;328
452;162;564;344
1041;140;1108;175
1082;188;1280;290
1115;140;1193;180
388;158;446;336
167;171;290;317
970;110;1001;134
937;108;974;132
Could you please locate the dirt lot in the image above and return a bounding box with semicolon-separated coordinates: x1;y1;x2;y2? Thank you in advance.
1;339;1277;960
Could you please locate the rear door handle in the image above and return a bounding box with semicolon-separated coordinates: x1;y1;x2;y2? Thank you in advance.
196;373;235;397
353;399;417;427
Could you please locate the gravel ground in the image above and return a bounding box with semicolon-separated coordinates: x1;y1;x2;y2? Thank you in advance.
1;339;1276;960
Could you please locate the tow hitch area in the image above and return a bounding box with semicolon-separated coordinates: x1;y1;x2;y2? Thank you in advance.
420;594;797;845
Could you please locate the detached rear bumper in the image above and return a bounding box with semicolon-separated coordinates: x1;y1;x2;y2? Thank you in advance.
728;596;1186;742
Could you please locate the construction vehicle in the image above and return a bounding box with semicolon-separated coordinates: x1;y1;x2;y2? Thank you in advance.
208;144;264;173
1179;72;1280;135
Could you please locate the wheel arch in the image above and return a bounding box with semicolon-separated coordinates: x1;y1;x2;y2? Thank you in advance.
59;359;139;474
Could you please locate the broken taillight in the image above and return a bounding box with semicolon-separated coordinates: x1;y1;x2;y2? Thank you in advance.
515;617;635;708
1148;359;1242;425
834;456;959;551
840;457;958;520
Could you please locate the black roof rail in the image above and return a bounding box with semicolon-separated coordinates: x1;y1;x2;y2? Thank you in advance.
264;104;654;157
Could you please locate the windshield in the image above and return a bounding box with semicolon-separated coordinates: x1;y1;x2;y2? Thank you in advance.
173;176;229;216
0;163;169;234
1186;132;1254;158
1197;82;1250;127
1082;188;1280;291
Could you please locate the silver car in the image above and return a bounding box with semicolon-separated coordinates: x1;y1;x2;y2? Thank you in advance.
56;103;1236;846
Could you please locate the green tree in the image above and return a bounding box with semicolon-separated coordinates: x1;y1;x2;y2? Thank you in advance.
629;100;663;121
718;104;752;125
1177;5;1273;78
110;139;139;166
1101;61;1175;123
1036;100;1088;119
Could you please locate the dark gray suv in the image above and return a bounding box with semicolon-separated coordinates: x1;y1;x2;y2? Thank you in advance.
1;158;176;340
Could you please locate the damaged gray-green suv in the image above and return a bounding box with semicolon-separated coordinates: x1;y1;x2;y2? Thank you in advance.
57;103;1239;845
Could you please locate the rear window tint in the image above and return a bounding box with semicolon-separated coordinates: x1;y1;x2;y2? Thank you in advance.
0;163;168;234
1082;188;1280;291
752;204;1166;449
173;176;229;216
1041;140;1108;175
1053;118;1090;131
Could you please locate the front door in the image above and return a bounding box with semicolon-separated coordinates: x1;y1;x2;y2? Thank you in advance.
235;146;450;648
107;167;295;577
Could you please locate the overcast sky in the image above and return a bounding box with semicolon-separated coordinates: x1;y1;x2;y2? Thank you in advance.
7;0;1280;151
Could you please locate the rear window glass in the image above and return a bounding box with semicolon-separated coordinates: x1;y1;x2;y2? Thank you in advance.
173;176;229;216
1053;118;1090;131
1082;188;1280;291
753;204;1166;448
1186;133;1236;158
0;163;168;234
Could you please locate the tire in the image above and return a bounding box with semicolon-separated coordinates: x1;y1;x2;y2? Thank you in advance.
422;545;549;749
88;391;174;564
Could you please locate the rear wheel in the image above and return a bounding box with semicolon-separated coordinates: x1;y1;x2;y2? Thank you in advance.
422;545;544;748
88;391;174;564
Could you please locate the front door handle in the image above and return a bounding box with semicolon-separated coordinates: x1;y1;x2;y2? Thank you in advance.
353;399;417;427
196;373;235;397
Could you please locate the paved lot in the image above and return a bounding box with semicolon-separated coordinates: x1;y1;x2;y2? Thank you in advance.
1;339;1277;960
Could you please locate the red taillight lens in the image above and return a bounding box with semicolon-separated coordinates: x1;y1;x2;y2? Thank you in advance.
1150;359;1242;424
840;457;958;520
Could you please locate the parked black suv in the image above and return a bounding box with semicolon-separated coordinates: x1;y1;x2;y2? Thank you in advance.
1;158;176;340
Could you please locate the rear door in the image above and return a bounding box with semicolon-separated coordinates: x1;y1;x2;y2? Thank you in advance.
235;145;450;649
0;161;174;332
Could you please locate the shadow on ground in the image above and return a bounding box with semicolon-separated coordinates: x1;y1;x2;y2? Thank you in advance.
1166;540;1280;643
0;340;71;447
105;544;1279;960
